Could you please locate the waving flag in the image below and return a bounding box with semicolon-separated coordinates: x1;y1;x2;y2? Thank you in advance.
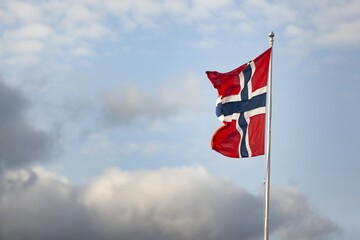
206;48;272;158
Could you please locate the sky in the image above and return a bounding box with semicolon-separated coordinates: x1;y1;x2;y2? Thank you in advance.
0;0;359;239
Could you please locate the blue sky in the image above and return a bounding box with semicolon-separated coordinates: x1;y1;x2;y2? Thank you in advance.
0;0;359;239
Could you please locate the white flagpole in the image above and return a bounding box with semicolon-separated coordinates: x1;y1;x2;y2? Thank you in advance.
264;31;274;240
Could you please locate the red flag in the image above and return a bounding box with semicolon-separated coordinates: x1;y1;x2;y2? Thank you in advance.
206;48;272;158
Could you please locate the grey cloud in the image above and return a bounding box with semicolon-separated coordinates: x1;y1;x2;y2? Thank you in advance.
0;166;338;240
270;188;339;240
0;79;53;170
102;85;176;126
0;168;95;240
102;75;202;126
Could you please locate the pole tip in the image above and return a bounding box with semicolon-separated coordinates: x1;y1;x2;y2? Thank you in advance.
268;31;275;47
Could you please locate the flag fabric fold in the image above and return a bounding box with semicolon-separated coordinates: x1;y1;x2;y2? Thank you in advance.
206;48;272;158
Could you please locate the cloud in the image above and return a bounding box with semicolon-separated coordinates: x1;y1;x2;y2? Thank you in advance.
280;0;360;48
270;188;339;240
245;0;298;26
238;0;360;52
102;84;176;125
6;24;53;39
0;166;338;240
311;0;360;47
6;1;43;24
0;0;237;66
0;78;53;170
0;167;94;240
1;0;358;68
102;74;203;126
80;133;114;156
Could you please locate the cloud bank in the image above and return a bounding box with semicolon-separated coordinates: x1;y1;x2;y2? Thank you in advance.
0;166;338;240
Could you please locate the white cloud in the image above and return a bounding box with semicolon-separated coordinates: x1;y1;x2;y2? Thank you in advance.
246;0;298;26
10;40;45;54
0;166;338;240
313;18;360;47
6;1;43;24
0;0;240;67
282;0;360;48
6;24;53;39
1;0;358;69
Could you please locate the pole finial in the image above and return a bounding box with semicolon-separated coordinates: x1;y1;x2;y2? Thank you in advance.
269;31;274;47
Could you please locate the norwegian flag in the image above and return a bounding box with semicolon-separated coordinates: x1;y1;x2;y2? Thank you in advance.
206;48;272;158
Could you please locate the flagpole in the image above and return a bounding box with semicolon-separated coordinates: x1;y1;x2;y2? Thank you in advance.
264;31;274;240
